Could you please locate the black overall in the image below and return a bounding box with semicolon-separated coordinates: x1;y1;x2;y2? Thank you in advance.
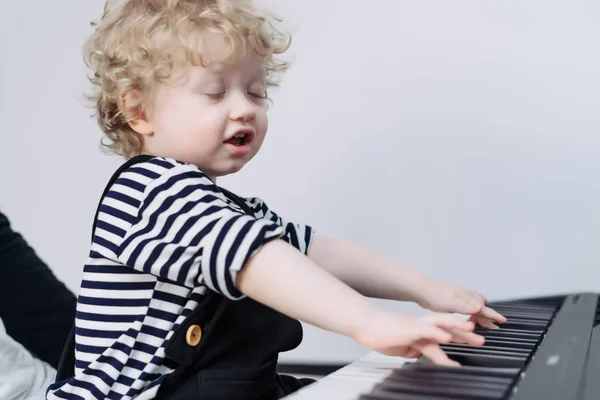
55;156;315;399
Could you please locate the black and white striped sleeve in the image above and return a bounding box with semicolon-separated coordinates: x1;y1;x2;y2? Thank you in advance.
115;163;285;300
244;197;315;256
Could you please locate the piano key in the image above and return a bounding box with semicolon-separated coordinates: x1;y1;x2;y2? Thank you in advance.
283;354;414;400
401;362;520;378
384;378;509;394
495;316;550;322
484;310;554;321
442;350;527;368
384;373;510;392
474;329;541;339
370;379;508;399
473;327;543;335
386;368;514;385
488;306;556;316
489;303;556;312
492;313;554;322
476;334;538;344
440;344;530;357
488;300;557;308
499;320;553;329
480;339;536;350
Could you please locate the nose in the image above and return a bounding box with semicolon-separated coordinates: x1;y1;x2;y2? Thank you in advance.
229;92;256;122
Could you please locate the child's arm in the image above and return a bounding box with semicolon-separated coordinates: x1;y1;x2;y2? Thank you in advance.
307;236;506;327
236;239;483;366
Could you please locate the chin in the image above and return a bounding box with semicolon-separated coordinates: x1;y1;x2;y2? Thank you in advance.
217;160;247;177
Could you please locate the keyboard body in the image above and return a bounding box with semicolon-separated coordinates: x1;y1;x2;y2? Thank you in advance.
284;292;600;400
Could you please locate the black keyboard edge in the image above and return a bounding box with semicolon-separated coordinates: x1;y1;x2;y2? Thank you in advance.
581;323;600;400
508;293;598;400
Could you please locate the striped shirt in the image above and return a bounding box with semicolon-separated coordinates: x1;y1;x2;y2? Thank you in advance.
46;157;314;399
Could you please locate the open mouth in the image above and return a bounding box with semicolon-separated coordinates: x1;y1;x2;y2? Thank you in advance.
225;131;253;147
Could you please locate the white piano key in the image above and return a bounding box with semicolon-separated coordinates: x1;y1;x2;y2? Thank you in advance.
282;353;414;399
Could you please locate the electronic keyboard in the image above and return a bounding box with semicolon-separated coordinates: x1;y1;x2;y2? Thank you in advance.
283;292;600;400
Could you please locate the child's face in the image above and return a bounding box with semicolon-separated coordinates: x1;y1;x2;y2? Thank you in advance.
141;35;269;181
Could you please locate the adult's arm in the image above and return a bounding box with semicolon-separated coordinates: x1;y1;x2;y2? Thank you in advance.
0;211;76;368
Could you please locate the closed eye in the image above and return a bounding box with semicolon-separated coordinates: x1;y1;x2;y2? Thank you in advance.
249;91;267;99
205;93;225;100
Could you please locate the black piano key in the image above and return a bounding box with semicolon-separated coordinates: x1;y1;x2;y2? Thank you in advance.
388;369;514;386
477;334;538;344
440;344;530;357
443;351;526;368
493;314;553;322
488;308;554;317
499;317;550;325
488;300;557;310
499;318;553;327
486;310;553;321
475;329;541;339
490;304;556;312
371;379;507;399
495;321;548;330
384;373;510;392
474;327;543;335
481;339;536;350
403;362;520;378
492;311;554;317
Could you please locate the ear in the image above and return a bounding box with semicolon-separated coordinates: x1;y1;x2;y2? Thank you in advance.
121;90;154;136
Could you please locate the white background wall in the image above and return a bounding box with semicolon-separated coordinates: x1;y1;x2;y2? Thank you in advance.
1;0;599;364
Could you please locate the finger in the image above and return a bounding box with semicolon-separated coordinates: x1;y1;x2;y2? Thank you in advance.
378;345;423;359
455;294;482;315
422;314;475;332
464;301;483;315
409;324;453;344
466;291;486;309
415;343;460;367
447;328;485;346
481;306;507;324
402;347;422;359
477;315;499;329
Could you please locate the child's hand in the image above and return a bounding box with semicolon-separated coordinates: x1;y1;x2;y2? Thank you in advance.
418;281;507;328
352;310;484;366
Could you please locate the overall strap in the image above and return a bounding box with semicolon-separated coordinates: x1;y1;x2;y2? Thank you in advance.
219;186;255;215
54;154;155;382
90;155;154;241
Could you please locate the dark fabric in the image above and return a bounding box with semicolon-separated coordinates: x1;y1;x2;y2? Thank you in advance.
0;210;77;368
157;292;311;399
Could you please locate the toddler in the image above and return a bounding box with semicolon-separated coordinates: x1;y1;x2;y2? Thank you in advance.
47;1;505;399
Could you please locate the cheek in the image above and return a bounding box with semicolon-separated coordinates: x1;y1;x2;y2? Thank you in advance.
154;100;220;140
151;94;190;134
257;109;268;136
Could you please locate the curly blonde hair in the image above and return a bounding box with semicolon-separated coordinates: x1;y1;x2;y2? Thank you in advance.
83;0;292;158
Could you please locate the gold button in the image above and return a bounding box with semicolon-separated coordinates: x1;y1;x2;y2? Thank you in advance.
186;325;202;347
